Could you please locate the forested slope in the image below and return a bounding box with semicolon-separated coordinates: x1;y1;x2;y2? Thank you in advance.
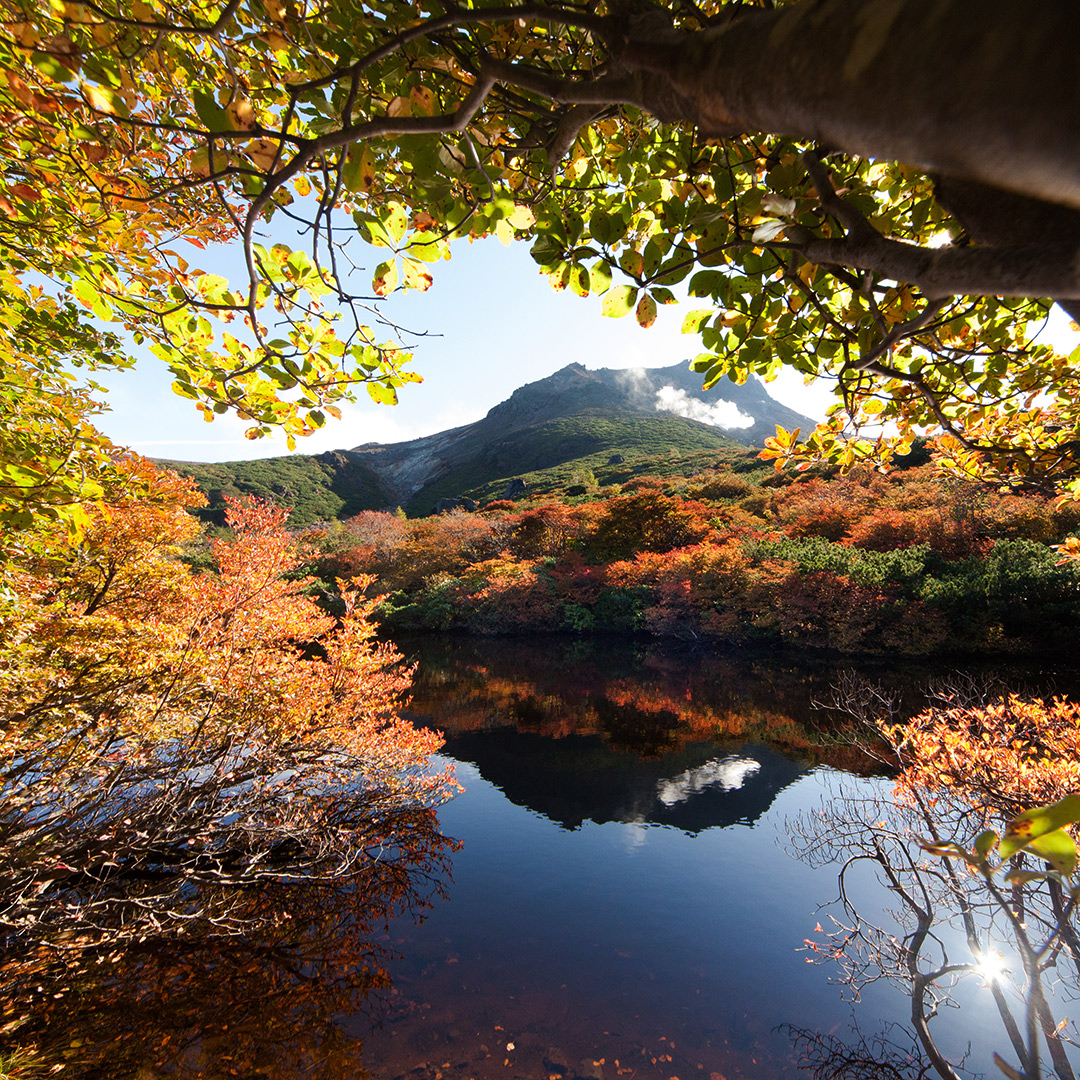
305;461;1080;657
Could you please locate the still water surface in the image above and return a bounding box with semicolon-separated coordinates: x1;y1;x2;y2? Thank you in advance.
39;635;1074;1077
352;635;1062;1080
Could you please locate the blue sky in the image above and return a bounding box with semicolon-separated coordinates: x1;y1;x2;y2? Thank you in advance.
91;236;839;462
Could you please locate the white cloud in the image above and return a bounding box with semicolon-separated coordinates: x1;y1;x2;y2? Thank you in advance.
654;385;754;430
613;365;654;398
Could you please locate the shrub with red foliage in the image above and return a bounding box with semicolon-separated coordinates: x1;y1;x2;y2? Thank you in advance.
585;491;716;561
767;473;880;541
842;507;973;558
504;503;583;558
549;551;606;606
772;569;949;653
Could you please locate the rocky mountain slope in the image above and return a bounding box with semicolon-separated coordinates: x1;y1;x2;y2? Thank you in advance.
169;363;816;522
349;362;815;512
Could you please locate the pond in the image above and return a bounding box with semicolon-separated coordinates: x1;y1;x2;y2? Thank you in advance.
22;635;1079;1078
351;635;1076;1080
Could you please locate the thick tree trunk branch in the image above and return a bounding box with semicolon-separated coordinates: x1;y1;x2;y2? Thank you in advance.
784;227;1080;301
612;0;1080;211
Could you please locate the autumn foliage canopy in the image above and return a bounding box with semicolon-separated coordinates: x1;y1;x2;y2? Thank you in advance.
307;461;1080;655
0;461;452;1021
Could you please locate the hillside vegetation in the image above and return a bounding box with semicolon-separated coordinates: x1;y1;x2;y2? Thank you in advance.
161;364;814;524
164;416;753;525
304;459;1080;657
407;414;746;514
168;452;387;526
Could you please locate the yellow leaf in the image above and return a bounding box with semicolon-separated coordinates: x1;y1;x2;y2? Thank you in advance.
507;204;536;230
636;293;657;329
401;259;432;291
244;139;278;172
409;85;436;116
228;97;257;131
83;85;120;116
344;144;376;193
372;260;397;297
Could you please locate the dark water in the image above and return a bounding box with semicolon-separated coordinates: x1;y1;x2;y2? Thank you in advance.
351;635;1066;1080
28;635;1078;1078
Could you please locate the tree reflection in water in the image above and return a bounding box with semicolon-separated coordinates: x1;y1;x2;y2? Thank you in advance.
788;683;1080;1080
1;801;455;1079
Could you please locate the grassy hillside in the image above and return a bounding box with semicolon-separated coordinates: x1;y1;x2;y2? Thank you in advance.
167;415;767;524
406;413;745;514
167;453;387;526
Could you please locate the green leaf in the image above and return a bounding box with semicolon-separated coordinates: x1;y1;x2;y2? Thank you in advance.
367;382;398;405
682;309;713;335
530;234;564;266
619;249;644;277
1027;828;1077;876
342;144;375;193
568;263;590;298
72;279;100;310
1000;795;1080;860
31;52;76;84
688;270;726;298
589;260;612;295
192;89;230;130
405;235;448;263
356;216;394;248
601;285;637;318
196;273;230;300
589;210;613;246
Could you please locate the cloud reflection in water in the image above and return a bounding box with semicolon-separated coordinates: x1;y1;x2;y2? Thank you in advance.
657;755;763;806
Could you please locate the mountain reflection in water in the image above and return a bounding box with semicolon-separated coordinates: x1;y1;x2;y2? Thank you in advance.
352;635;897;1080
22;635;1076;1079
361;636;1079;1080
396;634;874;833
657;755;761;803
432;728;807;832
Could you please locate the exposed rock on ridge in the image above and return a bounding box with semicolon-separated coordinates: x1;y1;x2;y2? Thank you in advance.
350;362;814;508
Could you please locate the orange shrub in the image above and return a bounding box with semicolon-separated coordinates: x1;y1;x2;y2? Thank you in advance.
842;506;971;557
888;695;1080;819
586;491;716;560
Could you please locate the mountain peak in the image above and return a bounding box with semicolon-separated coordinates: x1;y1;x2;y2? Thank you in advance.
348;361;815;512
168;362;818;523
471;361;811;445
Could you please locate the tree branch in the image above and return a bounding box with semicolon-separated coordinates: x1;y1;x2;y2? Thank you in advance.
783;229;1080;301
